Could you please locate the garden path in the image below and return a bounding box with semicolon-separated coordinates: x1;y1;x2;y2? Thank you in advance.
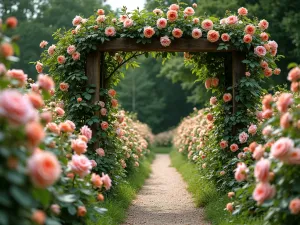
122;154;210;225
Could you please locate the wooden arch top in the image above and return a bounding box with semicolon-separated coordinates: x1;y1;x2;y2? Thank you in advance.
96;38;234;52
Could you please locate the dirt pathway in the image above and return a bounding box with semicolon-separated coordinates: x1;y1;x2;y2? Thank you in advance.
122;154;210;225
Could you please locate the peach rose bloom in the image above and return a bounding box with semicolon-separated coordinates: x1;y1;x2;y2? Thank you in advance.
28;150;61;188
77;206;87;217
169;4;179;11
111;99;118;108
221;33;230;42
286;149;300;165
210;96;217;105
239;131;249;144
273;68;281;75
289;199;300;214
228;192;235;198
123;18;133;28
268;40;278;50
264;67;272;77
226;203;234;212
192;28;202;39
0;90;36;125
206;114;213;121
256;111;263;121
201;19;213;30
96;15;106;23
97;8;105;15
51;204;61;215
72;51;81;61
105;26;116;37
249;142;258;152
207;30;220;43
1;43;14;57
193;18;200;24
32;210;46;225
35;61;43;73
57;55;66;64
26;122;45;147
153;8;163;16
183;7;195;16
91;173;103;188
67;45;76;55
72;15;82;26
291;82;299;92
55;107;65;116
172;28;183;38
77;97;82;102
27;92;44;109
276;93;293;113
108;89;117;97
90;159;97;168
71;139;87;155
244;24;256;35
264;43;271;51
47;122;60;134
101;173;112;190
258;19;269;30
280;112;292;129
260;32;269;41
262;94;273;110
220;140;228;149
100;108;107;116
157;18;167;29
160;36;171;47
80;125;92;141
248;124;257;135
254;159;270;182
7;69;27;85
58;121;71;133
271;137;294;159
65;120;75;132
119;15;128;22
262;109;273;119
243;34;252;43
59;82;69;92
47;44;56;55
253;182;275;205
167;10;178;22
6;16;18;28
230;144;239;152
97;194;105;201
260;60;268;69
234;162;248;181
101;121;109;130
143;26;155;38
252;145;264;160
238;7;248;16
226;15;238;25
288;67;300;82
96;148;105;157
69;154;92;177
223;93;232;102
254;46;266;57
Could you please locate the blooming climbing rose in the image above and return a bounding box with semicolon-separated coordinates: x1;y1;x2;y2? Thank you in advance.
238;7;248;16
183;7;195;16
35;61;43;73
77;206;87;217
230;144;239;152
243;34;252;43
167;10;178;22
57;55;66;64
260;32;269;41
169;4;179;11
7;69;27;86
97;9;105;15
96;148;105;157
48;44;56;55
258;19;269;30
101;173;112;190
193;18;200;24
254;159;270;182
71;139;87;155
108;89;117;97
101;121;109;130
248;124;257;135
72;15;82;26
26;121;45;147
80;125;92;141
153;8;163;16
191;28;202;39
105;27;116;37
143;26;155;38
59;82;69;92
111;99;118;108
68;154;92;177
27;151;61;188
123;18;133;28
253;182;275;205
156;18;167;29
254;46;267;57
72;52;80;61
226;15;238;25
207;30;220;42
91;173;103;188
276;93;293;113
221;33;230;42
244;24;256;35
234;162;248;182
239;132;249;144
67;45;76;55
287;67;300;81
172;28;183;38
223;93;232;102
160;36;171;47
289;199;300;214
210;96;217;105
96;15;106;23
201;19;213;30
271;137;294;159
220;140;228;149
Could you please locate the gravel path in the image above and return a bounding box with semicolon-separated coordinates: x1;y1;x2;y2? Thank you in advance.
122;154;210;225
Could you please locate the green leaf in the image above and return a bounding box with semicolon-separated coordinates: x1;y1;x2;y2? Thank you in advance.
45;218;61;225
94;207;107;214
67;205;77;215
57;194;77;203
10;186;32;207
6;171;25;185
287;62;298;69
32;188;51;207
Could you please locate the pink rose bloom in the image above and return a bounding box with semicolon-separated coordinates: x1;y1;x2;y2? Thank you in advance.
262;125;272;136
262;94;273;109
68;154;92;177
243;34;252;43
172;28;183;38
47;122;60;134
59;82;69;92
193;18;200;24
254;159;270;182
268;40;278;50
28;151;61;188
57;55;66;64
96;15;106;23
273;68;281;75
119;15;128;22
226;203;234;213
143;26;155;38
223;93;232;102
192;3;197;8
238;7;248;16
256;111;263;121
77;206;87;217
39;40;48;48
108;89;117;97
205;78;212;89
72;51;80;61
262;109;273;119
71;139;87;155
248;124;257;135
99;101;105;108
286;148;300;165
91;173;103;188
31;210;46;225
264;68;272;77
101;121;109;130
123;18;133;28
254;46;267;57
260;32;269;41
244;24;256;35
239;131;249;144
97;9;105;15
253;182;275;205
111;99;118;108
226;15;238;25
228;192;235;198
66;120;75;132
234;162;248;182
167;10;178;22
277;93;293;113
201;19;213;30
230;143;239;152
90;160;97;168
210;96;217;105
221;33;230;42
192;28;202;39
40;111;52;123
206;114;213;121
26;121;45;147
7;69;27;85
220;18;226;25
0;90;36;125
260;60;268;69
80;125;92;141
289;199;300;214
280;112;292;129
55;107;65;116
207;30;220;43
50;204;60;215
169;4;179;11
288;67;300;82
153;8;163;16
96;148;105;157
105;26;116;37
35;61;43;73
258;19;269;30
101;173;112;190
220;140;228;149
48;44;56;56
253;145;265;160
156;18;167;29
271;137;294;159
100;108;107;116
183;7;195;16
67;45;76;55
160;36;171;47
72;15;82;26
291;82;299;92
